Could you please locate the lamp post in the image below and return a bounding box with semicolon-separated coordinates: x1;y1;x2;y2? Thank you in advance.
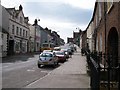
34;19;40;52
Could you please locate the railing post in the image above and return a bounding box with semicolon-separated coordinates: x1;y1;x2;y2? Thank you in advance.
119;63;120;90
107;53;111;90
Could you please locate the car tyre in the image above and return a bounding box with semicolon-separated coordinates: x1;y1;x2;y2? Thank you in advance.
53;62;56;68
38;63;41;68
56;61;59;65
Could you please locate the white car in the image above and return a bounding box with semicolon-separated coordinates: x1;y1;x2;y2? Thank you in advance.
43;50;53;53
53;47;61;51
38;52;58;68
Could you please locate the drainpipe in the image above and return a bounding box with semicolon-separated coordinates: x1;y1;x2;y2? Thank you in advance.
104;1;110;90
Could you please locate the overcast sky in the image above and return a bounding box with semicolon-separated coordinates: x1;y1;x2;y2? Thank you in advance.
1;0;95;43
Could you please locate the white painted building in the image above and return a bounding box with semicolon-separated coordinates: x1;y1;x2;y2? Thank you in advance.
29;24;35;52
0;31;8;57
35;25;41;52
0;5;9;57
6;5;30;54
29;19;41;52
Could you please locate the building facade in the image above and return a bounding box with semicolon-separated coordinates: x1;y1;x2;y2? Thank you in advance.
31;19;41;52
0;5;9;57
6;5;30;54
51;31;61;47
29;24;35;52
67;37;73;44
90;1;120;66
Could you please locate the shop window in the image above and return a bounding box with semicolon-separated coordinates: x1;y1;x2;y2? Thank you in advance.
15;42;20;51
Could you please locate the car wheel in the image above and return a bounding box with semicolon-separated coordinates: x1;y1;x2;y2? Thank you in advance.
38;63;41;68
53;62;56;67
56;61;59;65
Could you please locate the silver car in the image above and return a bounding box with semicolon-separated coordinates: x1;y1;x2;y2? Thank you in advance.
38;52;58;68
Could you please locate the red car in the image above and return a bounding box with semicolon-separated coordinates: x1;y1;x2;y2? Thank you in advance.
54;51;66;62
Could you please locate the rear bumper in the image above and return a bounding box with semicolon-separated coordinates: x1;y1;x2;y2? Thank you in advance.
58;57;66;62
38;60;55;65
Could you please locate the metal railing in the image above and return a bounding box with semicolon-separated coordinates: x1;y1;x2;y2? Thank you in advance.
85;50;120;90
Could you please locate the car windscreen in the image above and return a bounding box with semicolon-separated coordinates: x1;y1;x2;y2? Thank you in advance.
55;52;64;55
40;53;53;57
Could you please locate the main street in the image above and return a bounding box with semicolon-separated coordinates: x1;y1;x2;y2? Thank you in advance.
2;48;90;88
2;54;57;88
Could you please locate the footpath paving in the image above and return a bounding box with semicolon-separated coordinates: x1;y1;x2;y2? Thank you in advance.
26;48;90;88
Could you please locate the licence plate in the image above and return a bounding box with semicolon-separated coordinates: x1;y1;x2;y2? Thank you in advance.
43;62;48;64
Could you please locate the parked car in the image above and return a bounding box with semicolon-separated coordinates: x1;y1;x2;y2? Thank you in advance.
38;52;58;68
61;49;69;59
54;51;66;62
53;47;61;51
43;50;53;53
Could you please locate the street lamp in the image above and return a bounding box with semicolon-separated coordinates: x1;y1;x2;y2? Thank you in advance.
34;19;40;52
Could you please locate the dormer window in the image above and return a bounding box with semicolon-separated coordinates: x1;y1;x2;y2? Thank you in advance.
12;12;15;19
20;16;23;24
12;25;15;34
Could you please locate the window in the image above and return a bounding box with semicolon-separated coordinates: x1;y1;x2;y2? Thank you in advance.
15;42;20;51
1;34;3;39
20;28;22;36
95;16;98;27
96;37;98;51
1;45;3;52
16;27;19;35
12;25;14;34
12;12;15;19
107;0;113;12
99;34;102;52
26;31;27;37
23;29;25;37
98;3;102;21
20;16;23;24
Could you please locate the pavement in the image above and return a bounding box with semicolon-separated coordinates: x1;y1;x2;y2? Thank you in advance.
25;48;90;88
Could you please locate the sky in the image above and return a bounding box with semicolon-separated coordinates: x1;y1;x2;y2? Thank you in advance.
1;0;95;43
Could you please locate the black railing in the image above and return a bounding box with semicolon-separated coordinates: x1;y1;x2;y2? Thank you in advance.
86;50;120;90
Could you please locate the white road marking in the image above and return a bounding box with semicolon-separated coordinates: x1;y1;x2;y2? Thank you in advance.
26;69;52;87
27;69;35;72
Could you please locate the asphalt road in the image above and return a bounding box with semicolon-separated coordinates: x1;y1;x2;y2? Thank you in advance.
2;48;90;89
2;54;58;88
26;48;90;88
